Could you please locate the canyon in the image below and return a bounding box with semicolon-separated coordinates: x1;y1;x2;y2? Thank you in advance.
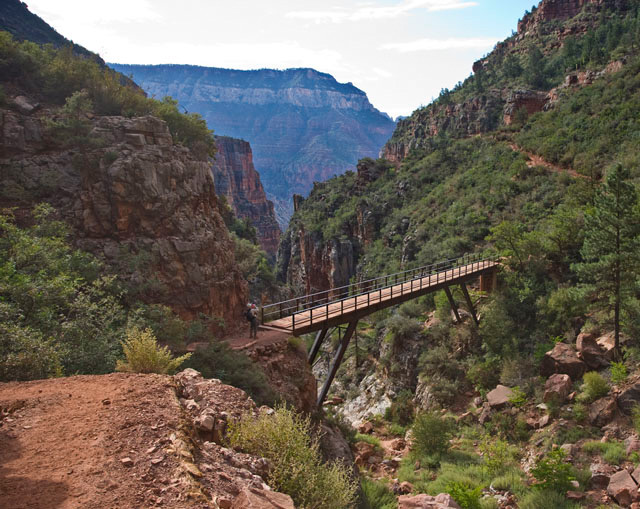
108;64;397;227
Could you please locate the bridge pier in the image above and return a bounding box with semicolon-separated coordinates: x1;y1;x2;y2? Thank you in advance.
308;327;328;364
317;320;358;407
479;268;498;293
459;282;479;326
443;286;462;323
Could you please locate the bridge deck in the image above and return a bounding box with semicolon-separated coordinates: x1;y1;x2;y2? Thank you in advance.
266;260;498;335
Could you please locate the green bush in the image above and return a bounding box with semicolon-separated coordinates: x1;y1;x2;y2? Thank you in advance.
384;389;415;425
518;489;580;509
354;433;382;450
183;342;276;407
361;478;396;509
228;406;357;509
446;482;482;509
479;438;520;476
610;361;628;384
530;449;576;493
583;440;626;465
579;371;610;403
116;327;190;374
411;412;453;461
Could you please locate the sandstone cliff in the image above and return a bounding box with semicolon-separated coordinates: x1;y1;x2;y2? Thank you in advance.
211;136;280;256
0;101;247;329
107;64;397;227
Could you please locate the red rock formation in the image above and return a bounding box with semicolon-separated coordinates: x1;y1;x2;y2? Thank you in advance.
211;136;280;256
0;105;248;331
503;89;549;125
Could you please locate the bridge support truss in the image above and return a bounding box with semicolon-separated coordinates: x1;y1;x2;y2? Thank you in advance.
317;320;358;407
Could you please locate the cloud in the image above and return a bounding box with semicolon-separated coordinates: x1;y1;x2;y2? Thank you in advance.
27;0;162;25
286;0;477;23
381;37;496;52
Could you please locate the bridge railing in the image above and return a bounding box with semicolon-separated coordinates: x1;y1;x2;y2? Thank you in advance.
261;252;497;330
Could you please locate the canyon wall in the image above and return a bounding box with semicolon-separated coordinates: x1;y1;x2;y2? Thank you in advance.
107;64;397;227
0;103;247;329
211;136;280;257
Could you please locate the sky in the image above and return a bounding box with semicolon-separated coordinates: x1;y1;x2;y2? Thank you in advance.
26;0;537;119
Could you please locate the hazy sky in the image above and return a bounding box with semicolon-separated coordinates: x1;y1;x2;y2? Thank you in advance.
27;0;536;118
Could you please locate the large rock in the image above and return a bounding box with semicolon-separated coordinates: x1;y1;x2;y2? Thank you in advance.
231;487;295;509
486;385;514;408
398;493;462;509
544;374;572;403
211;136;281;257
617;383;640;415
597;333;616;361
607;470;638;507
590;463;615;490
541;343;586;380
576;332;609;369
589;397;618;427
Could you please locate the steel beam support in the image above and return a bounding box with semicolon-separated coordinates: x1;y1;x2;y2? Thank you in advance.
317;320;358;407
308;327;328;364
459;282;479;326
443;286;462;324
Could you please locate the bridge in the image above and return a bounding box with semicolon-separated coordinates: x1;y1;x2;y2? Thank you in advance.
261;253;499;406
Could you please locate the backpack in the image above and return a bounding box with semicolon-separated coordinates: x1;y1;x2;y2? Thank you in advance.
245;308;253;322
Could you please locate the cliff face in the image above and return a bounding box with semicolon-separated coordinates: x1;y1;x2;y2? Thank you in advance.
107;64;396;227
1;103;247;329
383;0;629;163
211;136;280;256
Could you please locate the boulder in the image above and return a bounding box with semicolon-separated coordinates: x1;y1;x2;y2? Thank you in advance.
576;332;609;369
13;95;40;115
541;343;586;380
597;333;616;361
618;383;640;415
358;421;374;434
590;463;615;490
627;437;640;456
398;493;462;509
632;465;640;485
589;397;618;427
607;470;638;507
544;374;572;403
486;385;514;408
231;487;295;509
354;442;376;467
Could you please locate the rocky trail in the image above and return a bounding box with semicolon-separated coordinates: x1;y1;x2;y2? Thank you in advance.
509;143;590;180
0;371;299;509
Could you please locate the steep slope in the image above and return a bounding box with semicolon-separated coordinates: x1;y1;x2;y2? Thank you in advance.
211;136;280;256
107;64;397;227
282;0;639;293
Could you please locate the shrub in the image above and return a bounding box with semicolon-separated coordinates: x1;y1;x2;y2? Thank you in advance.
466;357;500;392
508;386;527;408
583;440;626;465
354;433;382;450
411;411;453;461
361;478;396;509
446;482;482;509
530;449;576;492
610;361;628;384
116;327;191;374
479;438;520;476
579;371;609;403
227;406;357;508
385;313;422;345
384;389;415;425
632;405;640;435
519;490;580;509
0;84;5;105
183;342;276;406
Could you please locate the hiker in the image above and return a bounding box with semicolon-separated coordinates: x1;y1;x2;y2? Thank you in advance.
246;302;259;339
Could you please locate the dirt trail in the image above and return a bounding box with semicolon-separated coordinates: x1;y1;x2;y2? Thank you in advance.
0;374;203;509
509;143;588;180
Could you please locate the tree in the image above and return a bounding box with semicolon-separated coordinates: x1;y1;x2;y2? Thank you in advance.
573;164;640;358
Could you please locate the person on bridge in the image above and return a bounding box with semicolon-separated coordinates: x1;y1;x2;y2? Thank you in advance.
246;303;259;339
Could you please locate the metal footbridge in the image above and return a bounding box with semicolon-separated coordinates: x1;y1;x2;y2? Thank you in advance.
261;253;499;406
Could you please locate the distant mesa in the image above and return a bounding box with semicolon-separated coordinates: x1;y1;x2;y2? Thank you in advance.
108;64;397;228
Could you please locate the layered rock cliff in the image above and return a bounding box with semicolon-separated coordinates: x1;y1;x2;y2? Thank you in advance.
211;136;280;256
107;64;397;227
0;102;247;329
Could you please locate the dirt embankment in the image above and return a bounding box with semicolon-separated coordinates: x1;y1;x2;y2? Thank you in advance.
0;371;294;509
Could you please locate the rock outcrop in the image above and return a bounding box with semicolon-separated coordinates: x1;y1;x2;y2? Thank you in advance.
0;104;247;329
541;343;586;380
211;136;281;256
108;64;397;227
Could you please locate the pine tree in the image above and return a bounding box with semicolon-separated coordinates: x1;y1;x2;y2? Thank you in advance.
574;165;640;358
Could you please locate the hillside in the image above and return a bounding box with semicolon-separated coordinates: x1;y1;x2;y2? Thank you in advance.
277;1;640;507
108;64;397;227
